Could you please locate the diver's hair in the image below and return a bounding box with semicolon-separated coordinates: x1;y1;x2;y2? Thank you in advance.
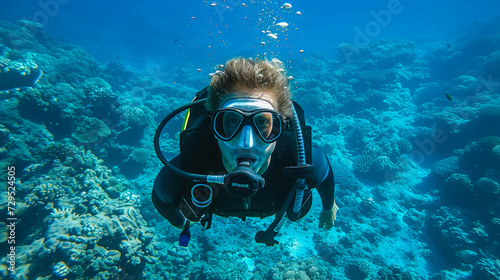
207;57;293;118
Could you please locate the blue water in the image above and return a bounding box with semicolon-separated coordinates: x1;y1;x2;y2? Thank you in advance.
2;0;498;74
1;0;500;279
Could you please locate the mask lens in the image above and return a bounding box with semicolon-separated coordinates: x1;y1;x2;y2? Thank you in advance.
215;111;243;139
254;112;281;141
253;112;273;139
214;109;282;142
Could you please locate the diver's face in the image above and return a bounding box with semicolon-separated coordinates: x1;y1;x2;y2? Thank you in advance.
217;92;277;175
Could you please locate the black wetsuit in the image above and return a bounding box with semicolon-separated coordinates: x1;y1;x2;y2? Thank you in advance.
152;88;335;228
152;144;335;227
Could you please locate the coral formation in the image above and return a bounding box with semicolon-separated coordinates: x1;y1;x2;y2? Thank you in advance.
10;143;155;279
430;206;475;252
461;136;500;175
40;142;74;161
119;105;155;127
346;259;373;280
475;177;500;196
72;116;111;143
432;156;460;177
52;261;69;278
359;69;388;84
0;56;42;91
479;105;500;119
472;258;500;280
481;50;500;78
82;77;117;103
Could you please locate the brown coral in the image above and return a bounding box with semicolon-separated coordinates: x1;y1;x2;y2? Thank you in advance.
72;116;111;143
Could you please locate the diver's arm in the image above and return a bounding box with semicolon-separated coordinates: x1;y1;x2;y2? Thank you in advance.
152;166;186;229
152;155;187;229
152;159;209;227
310;146;338;229
316;165;338;229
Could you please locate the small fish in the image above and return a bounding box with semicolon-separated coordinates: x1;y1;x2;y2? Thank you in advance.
173;38;180;44
444;90;453;101
282;3;292;9
23;163;43;175
116;55;121;61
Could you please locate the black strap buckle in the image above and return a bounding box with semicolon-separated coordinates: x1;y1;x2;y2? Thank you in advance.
282;164;315;180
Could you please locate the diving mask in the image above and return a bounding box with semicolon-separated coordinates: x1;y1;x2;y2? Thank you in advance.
212;108;284;143
212;98;285;143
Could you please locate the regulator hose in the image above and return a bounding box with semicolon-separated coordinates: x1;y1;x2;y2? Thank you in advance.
291;104;308;214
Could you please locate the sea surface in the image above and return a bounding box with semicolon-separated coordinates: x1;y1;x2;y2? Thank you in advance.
1;0;500;279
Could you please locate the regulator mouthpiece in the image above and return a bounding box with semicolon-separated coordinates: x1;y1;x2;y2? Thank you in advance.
223;159;265;199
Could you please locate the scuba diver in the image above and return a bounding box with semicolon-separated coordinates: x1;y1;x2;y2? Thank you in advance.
152;58;338;246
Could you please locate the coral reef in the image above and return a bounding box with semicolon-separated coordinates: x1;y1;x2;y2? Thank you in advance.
0;13;499;280
1;142;155;279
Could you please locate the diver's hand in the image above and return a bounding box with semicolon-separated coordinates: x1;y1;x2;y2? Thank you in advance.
318;202;338;230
